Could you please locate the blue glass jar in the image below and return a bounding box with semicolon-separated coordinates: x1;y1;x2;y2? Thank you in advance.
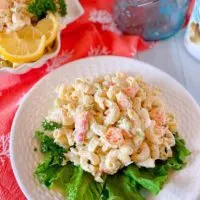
113;0;190;41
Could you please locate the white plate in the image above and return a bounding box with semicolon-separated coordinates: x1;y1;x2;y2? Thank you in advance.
0;0;84;74
10;56;200;200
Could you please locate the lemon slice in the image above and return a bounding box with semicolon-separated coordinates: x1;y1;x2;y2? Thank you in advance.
35;13;59;47
0;26;46;63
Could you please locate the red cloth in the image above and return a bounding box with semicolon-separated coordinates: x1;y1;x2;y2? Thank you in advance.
0;0;194;199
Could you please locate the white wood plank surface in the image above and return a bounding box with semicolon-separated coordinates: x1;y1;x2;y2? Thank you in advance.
138;29;200;104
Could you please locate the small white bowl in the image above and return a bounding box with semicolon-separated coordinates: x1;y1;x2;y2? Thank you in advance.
0;0;84;74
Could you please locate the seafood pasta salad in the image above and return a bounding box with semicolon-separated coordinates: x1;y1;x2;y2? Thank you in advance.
0;0;67;67
0;0;66;33
34;73;190;200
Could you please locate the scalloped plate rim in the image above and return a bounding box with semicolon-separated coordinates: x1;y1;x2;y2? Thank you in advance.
0;0;84;74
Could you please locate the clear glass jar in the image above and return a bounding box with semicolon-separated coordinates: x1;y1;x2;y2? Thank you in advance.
113;0;190;41
185;0;200;61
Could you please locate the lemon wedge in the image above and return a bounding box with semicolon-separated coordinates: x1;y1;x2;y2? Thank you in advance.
0;26;46;63
35;13;59;47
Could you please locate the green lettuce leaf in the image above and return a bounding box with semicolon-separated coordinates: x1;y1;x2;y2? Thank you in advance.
124;165;168;196
54;164;105;199
65;166;105;200
103;171;144;200
52;163;76;195
34;131;67;187
36;160;104;199
166;133;191;170
35;131;66;165
34;152;63;188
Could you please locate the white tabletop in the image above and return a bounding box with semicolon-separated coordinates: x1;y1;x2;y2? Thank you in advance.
137;29;200;105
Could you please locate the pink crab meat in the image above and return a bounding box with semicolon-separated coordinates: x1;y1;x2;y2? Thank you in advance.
150;107;166;125
116;92;132;110
105;127;127;145
104;81;115;87
123;86;139;98
75;111;89;143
